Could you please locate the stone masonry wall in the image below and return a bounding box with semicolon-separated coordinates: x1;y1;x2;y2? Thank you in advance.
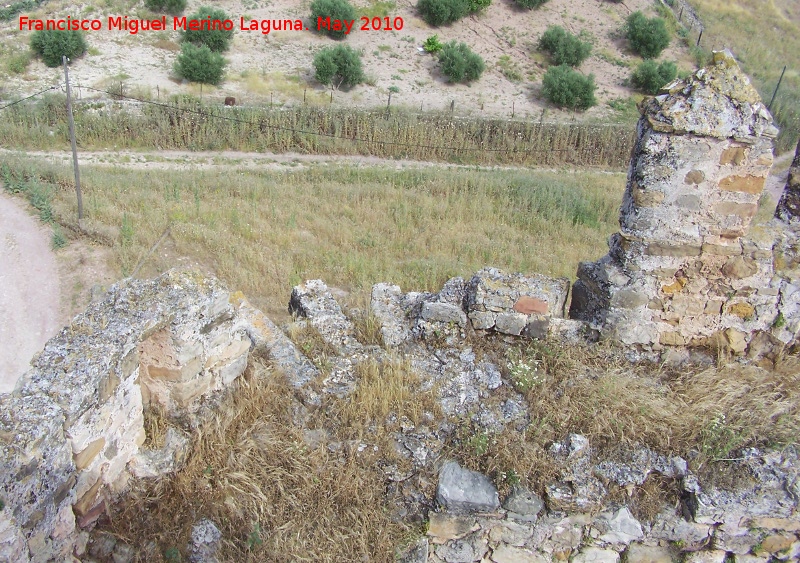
0;272;256;562
775;139;800;224
570;50;800;356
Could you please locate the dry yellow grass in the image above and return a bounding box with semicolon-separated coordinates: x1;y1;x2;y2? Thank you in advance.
335;357;438;431
1;156;623;319
453;339;800;509
107;360;419;562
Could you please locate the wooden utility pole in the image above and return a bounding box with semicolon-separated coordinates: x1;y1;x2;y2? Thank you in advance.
63;55;83;221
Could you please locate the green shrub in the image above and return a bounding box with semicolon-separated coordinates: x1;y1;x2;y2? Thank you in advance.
542;64;596;110
625;11;670;59
174;43;226;84
417;0;469;26
51;226;67;250
514;0;548;8
468;0;490;12
630;60;677;94
538;26;592;67
145;0;186;15
183;6;233;52
6;50;31;74
423;34;444;53
313;44;364;88
30;29;87;67
310;0;357;39
438;41;484;83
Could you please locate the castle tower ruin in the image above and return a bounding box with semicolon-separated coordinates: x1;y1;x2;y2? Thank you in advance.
569;50;799;355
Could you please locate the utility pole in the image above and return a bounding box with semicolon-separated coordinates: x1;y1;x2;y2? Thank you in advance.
63;55;83;222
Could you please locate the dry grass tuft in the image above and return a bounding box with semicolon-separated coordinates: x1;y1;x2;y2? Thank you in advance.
336;357;437;431
444;339;800;516
287;322;338;374
106;359;412;562
141;403;169;450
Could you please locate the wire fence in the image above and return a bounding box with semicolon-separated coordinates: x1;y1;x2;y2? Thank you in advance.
0;84;637;168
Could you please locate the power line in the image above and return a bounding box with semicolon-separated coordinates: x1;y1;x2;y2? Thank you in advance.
80;86;619;155
0;85;63;111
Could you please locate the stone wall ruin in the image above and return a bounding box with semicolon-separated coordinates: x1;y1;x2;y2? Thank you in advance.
1;50;799;562
0;271;313;562
569;50;800;357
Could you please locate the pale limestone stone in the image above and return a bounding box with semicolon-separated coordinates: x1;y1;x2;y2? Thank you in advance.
624;543;675;563
495;312;528;336
490;544;548;563
572;547;620;563
683;550;727;563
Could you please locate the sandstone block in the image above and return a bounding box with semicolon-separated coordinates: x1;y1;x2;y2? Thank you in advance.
720;145;748;166
759;533;795;554
726;301;755;319
719;175;766;194
426;513;477;544
714;202;758;218
659;332;685;346
632;186;665;206
73;438;105;471
646;242;703;257
722;256;759;278
513;296;548;315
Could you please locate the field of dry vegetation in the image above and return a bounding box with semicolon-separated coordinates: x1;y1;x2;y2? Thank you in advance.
0;154;624;318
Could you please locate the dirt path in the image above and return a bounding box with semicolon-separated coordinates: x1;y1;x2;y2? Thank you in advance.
0;147;625;174
0;191;62;393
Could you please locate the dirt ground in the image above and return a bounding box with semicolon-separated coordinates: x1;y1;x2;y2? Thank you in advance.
0;191;114;393
0;0;692;120
0;191;62;392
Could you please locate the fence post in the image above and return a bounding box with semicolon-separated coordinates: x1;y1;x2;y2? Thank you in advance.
63;55;83;222
696;29;703;46
768;65;787;112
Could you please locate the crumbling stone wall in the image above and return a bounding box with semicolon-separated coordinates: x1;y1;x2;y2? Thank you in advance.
775;139;800;224
0;272;255;562
570;50;800;356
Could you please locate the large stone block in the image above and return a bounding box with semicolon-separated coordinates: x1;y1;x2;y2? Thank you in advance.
466;268;570;319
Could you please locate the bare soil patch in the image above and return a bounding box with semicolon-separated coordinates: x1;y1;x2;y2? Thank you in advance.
1;0;690;121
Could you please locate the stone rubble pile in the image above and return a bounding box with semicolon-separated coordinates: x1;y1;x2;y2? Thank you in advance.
400;439;800;563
